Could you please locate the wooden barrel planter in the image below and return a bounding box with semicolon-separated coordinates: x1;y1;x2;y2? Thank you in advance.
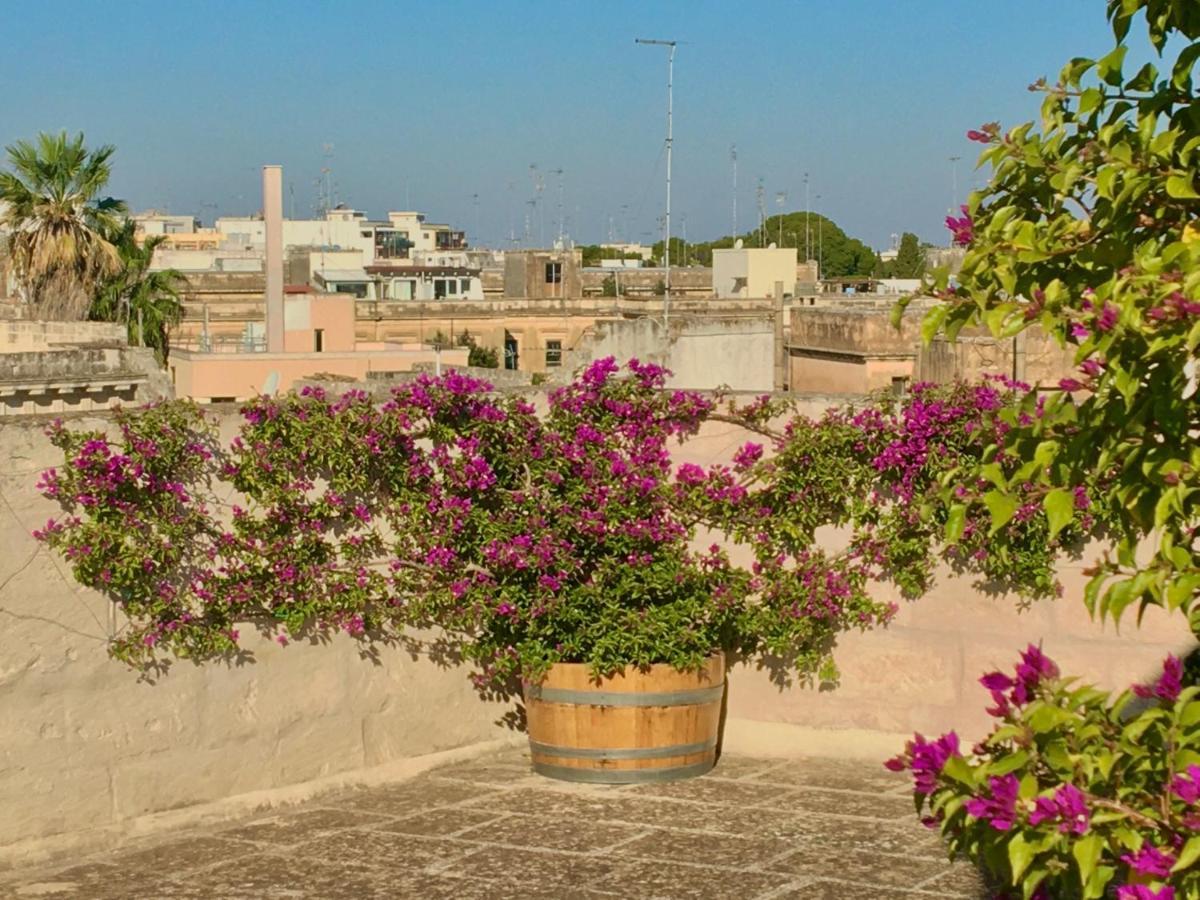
523;653;725;784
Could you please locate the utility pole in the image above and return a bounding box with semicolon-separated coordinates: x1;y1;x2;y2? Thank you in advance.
551;168;565;247
730;144;738;240
949;156;961;211
756;179;765;247
775;192;786;245
635;37;677;327
472;192;480;248
816;193;824;278
804;173;810;262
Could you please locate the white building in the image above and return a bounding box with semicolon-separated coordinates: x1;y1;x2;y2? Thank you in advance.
313;264;484;302
133;212;200;235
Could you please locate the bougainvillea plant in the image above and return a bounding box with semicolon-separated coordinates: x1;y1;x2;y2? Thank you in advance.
36;360;897;690
887;0;1200;895
889;649;1200;899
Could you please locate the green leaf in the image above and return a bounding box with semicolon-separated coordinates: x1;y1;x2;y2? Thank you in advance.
1173;835;1200;873
1073;834;1104;894
1043;488;1074;540
1167;174;1200;199
983;490;1018;534
1096;44;1127;85
921;305;949;344
944;504;967;544
1009;832;1035;881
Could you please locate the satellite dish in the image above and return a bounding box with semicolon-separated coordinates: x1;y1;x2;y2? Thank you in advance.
733;239;744;249
768;242;777;250
261;372;279;396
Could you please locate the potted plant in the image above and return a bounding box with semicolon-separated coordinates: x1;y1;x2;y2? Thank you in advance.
36;360;900;783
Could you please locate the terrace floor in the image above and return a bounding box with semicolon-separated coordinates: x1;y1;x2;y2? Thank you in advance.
2;747;987;899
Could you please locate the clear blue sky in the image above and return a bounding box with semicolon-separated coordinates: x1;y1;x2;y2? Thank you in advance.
0;0;1114;250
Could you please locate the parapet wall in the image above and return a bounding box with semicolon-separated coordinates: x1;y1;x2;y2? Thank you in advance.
0;405;1189;864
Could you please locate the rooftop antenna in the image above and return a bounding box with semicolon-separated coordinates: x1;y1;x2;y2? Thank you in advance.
320;142;334;216
949;155;962;212
804;172;811;262
730;144;738;240
755;178;765;247
551;168;565;246
472;192;480;248
635;37;677;328
775;191;786;245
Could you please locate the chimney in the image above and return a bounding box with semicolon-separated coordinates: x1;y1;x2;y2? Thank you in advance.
262;165;284;353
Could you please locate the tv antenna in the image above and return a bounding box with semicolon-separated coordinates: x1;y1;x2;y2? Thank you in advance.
635;37;677;327
730;144;738;240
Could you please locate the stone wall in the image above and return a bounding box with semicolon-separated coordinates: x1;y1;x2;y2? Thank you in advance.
0;404;1190;863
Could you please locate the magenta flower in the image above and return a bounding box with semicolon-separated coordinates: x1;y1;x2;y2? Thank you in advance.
1027;783;1090;834
1133;655;1183;702
1069;322;1091;340
966;129;991;143
1121;844;1176;878
1079;357;1104;377
1117;887;1174;900
1011;643;1059;704
964;773;1020;830
1096;302;1119;332
945;205;973;247
732;442;764;471
1058;377;1084;391
1171;764;1200;804
886;731;960;795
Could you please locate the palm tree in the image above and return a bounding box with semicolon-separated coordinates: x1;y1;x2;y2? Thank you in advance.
91;219;186;365
0;131;127;319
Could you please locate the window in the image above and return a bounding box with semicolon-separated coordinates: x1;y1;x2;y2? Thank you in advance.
545;262;562;284
314;329;324;353
545;340;562;368
460;278;472;295
434;279;448;299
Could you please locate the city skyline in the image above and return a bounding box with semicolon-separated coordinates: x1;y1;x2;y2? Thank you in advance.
1;0;1112;249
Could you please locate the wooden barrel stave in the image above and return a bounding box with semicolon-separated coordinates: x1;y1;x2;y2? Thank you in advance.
525;654;724;783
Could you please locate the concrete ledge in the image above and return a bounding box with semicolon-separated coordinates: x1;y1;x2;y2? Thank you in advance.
719;717;910;763
0;736;524;871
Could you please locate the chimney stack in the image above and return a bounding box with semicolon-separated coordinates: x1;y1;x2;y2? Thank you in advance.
262;165;284;353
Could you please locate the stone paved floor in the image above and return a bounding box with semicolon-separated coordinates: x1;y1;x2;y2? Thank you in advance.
1;747;986;899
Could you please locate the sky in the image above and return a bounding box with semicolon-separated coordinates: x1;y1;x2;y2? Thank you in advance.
0;0;1117;250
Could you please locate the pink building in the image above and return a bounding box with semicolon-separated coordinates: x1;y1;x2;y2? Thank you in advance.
168;167;467;402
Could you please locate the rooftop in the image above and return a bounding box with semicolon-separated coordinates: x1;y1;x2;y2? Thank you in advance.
0;747;985;899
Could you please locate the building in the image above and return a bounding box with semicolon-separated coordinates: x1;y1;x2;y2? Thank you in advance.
168;168;469;402
314;265;485;302
712;246;798;299
503;249;583;300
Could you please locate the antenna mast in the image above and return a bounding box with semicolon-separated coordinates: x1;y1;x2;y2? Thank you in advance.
635;37;677;328
730;144;738;240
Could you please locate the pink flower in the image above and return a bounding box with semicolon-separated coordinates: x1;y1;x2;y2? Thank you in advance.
1121;844;1176;878
966;129;991;143
945;206;973;247
1171;764;1200;804
964;774;1020;830
1133;655;1183;703
732;442;764;471
1117;887;1174;900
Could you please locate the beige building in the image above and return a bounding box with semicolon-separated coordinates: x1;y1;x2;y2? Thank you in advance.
712;246;798;299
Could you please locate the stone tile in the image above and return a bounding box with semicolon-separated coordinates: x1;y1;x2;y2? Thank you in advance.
154;854;394;899
786;786;919;820
101;835;260;876
441;845;619;890
216;807;392;846
757;757;910;794
455;813;648;852
430;759;533;787
393;872;621;900
773;881;945;899
706;756;781;780
614;828;797;869
766;846;959;888
630;776;801;809
917;862;989;896
374;806;505;838
792;815;946;856
324;775;499;817
595;859;793;899
290;827;474;869
3;864;182;900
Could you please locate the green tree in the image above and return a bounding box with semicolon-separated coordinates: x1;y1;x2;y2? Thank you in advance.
681;213;877;277
456;329;499;368
91;220;185;365
0;132;127;319
890;232;925;278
